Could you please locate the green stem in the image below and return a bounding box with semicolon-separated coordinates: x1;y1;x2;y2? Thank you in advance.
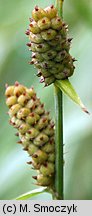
53;0;64;200
55;0;64;17
54;86;63;200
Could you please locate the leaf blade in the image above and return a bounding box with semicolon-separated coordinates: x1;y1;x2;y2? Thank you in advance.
55;79;89;114
15;187;47;200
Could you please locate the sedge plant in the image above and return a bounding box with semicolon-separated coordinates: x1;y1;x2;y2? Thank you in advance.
5;0;89;200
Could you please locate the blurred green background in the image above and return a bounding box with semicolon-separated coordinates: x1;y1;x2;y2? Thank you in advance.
0;0;92;200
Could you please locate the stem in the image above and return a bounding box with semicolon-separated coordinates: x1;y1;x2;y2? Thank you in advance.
53;0;64;200
54;86;63;200
55;0;64;17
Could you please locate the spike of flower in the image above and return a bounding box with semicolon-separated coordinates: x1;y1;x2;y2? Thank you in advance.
29;20;40;34
5;86;14;97
37;17;51;30
36;174;53;186
27;161;32;165
44;5;57;19
5;82;55;187
29;32;44;44
6;96;17;107
32;6;47;21
26;5;76;85
40;162;54;176
32;150;48;164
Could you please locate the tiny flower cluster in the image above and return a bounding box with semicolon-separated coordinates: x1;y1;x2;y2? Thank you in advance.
5;82;55;187
26;5;75;86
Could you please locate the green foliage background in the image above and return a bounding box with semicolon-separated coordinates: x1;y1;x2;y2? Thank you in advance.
0;0;92;200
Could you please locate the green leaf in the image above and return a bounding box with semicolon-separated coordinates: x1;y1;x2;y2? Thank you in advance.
15;187;47;200
55;79;89;114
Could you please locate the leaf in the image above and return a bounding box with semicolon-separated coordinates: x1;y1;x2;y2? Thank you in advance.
55;79;90;114
15;187;47;200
